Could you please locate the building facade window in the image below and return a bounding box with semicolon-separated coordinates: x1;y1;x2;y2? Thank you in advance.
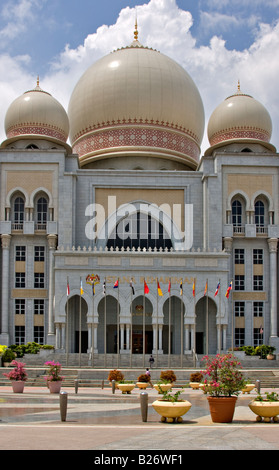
34;326;44;344
235;301;245;317
253;248;263;264
235;328;245;347
34;273;45;288
15;272;25;288
34;246;45;262
253;301;264;317
36;197;48;230
254;328;264;346
232;200;242;227
34;299;45;315
255;200;265;230
15;246;26;261
235;275;245;290
15;299;25;315
15;326;25;345
13;196;24;229
234;248;245;264
253;275;263;291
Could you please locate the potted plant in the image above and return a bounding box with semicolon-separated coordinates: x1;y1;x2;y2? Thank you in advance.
201;353;246;423
108;369;124;388
189;372;203;390
117;380;135;394
44;361;64;393
152;387;192;423
3;360;28;393
136;373;151;389
2;347;16;366
241;379;255;394
154;370;176;393
249;392;279;422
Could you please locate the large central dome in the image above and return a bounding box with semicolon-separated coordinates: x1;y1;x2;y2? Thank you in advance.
68;37;204;170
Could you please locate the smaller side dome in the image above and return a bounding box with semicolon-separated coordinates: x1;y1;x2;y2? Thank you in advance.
3;78;69;147
207;83;273;152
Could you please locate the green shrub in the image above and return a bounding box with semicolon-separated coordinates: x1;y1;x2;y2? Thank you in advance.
2;348;16;363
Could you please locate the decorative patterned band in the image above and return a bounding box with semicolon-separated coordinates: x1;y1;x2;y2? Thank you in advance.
73;125;200;162
6;124;68;143
209;128;270;147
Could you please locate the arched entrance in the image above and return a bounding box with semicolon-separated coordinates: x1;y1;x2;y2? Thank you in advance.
131;295;153;354
66;295;88;353
98;295;120;353
195;296;217;354
162;296;185;354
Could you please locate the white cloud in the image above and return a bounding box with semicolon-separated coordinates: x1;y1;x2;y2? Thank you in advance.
0;0;279;156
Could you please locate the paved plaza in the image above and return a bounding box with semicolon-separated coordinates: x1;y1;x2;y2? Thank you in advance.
0;384;279;452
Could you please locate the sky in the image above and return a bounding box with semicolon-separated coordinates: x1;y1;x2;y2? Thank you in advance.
1;0;279;155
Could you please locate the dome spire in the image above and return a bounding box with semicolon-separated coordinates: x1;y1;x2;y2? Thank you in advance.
134;13;138;41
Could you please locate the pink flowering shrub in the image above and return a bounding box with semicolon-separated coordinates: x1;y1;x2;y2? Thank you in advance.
44;361;64;383
3;360;28;381
201;354;245;397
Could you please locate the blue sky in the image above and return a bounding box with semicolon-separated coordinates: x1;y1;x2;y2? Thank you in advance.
1;0;279;153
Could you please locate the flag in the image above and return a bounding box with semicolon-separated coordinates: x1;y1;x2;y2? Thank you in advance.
130;279;135;295
144;279;149;294
80;279;84;295
192;279;195;297
225;281;232;298
204;281;207;296
180;279;183;296
157;281;163;296
67;278;70;297
214;282;220;297
86;274;100;296
113;279;119;289
103;279;106;295
168;279;171;294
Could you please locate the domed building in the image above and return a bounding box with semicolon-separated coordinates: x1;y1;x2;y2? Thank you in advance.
0;27;278;368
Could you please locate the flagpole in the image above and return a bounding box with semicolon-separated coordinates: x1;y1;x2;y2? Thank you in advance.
66;277;69;367
130;279;133;368
143;278;146;368
92;286;94;368
156;277;158;367
206;278;209;355
180;279;183;368
231;282;234;352
193;277;196;367
218;279;221;354
79;276;82;367
104;277;107;368
168;278;171;368
117;277;119;368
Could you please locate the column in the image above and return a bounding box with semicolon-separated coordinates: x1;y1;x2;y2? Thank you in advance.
0;235;11;344
47;234;57;342
268;238;278;338
126;324;130;351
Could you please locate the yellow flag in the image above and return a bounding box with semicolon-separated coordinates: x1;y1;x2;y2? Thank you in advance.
157;281;163;296
80;279;84;295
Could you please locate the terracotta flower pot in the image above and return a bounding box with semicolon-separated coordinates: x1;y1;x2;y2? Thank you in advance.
11;380;25;393
207;396;238;423
48;380;62;393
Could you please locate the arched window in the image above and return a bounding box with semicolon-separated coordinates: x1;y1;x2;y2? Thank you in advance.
232;200;242;227
36;196;48;230
13;196;24;229
107;211;173;251
255;200;265;229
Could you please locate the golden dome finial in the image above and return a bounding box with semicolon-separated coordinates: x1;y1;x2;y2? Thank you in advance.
237;79;241;91
134;12;138;41
37;75;40;87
